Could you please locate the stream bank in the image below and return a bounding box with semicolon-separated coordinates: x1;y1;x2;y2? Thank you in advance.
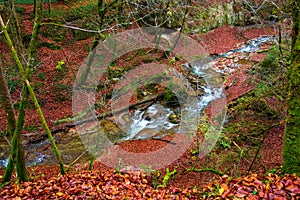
0;31;276;169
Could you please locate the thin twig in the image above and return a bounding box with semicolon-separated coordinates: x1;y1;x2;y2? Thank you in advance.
65;150;88;172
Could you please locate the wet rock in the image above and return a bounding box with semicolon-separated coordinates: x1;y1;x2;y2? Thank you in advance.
133;128;160;140
101;119;127;143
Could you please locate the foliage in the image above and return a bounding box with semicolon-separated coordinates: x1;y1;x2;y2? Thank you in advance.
151;167;177;189
39;41;61;50
210;43;288;176
41;1;99;41
218;134;232;149
0;0;298;193
5;77;19;94
45;0;97;21
0;0;58;4
201;173;300;199
55;60;65;71
163;86;180;107
15;6;26;15
158;167;177;188
52;83;71;102
54;60;68;80
40;25;67;42
128;0;189;29
256;46;281;78
37;72;46;81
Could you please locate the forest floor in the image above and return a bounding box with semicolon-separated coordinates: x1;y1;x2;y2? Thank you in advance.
1;2;300;199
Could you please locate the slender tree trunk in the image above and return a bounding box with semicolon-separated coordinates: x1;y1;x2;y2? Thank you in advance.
1;155;14;183
0;60;16;135
14;87;28;181
1;10;65;176
2;87;28;182
282;0;300;175
47;0;51;17
27;0;43;70
4;0;24;55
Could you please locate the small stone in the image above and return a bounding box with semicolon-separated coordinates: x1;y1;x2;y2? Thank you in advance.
169;114;177;120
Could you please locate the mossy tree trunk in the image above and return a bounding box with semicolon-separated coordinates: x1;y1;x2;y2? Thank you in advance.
0;14;65;178
0;0;65;182
4;0;24;55
0;60;16;135
282;0;300;175
2;87;29;183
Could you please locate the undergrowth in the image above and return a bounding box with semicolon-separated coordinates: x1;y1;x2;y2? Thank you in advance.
203;43;290;176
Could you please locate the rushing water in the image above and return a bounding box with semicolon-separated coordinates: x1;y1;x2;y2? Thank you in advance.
123;104;177;140
219;36;274;58
119;36;274;140
0;153;48;169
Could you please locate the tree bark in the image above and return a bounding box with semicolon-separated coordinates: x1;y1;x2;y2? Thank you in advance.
2;87;28;183
282;0;300;175
27;0;43;70
1;5;65;176
4;0;24;55
0;60;16;135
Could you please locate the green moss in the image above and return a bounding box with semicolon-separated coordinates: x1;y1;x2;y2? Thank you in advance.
40;25;67;42
39;41;61;50
283;4;300;175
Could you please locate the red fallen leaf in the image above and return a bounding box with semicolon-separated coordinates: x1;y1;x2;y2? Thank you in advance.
133;189;141;197
258;191;265;198
253;179;263;185
81;184;90;190
243;186;255;193
242;180;255;187
274;189;287;197
56;191;63;197
236;187;248;198
124;183;134;190
247;195;260;200
267;193;275;200
180;195;190;200
222;190;232;198
142;178;148;184
274;195;287;200
283;179;293;187
103;173;111;181
265;182;271;193
124;178;131;185
294;180;300;186
275;181;284;190
220;183;229;191
18;188;25;196
285;185;299;193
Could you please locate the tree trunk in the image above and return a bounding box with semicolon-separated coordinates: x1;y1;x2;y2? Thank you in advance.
14;87;28;181
12;88;28;182
0;60;16;135
282;0;300;175
47;0;51;17
0;0;66;177
2;87;28;183
27;0;43;70
4;0;24;55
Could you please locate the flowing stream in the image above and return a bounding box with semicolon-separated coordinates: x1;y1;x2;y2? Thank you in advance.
122;36;274;140
0;36;274;169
